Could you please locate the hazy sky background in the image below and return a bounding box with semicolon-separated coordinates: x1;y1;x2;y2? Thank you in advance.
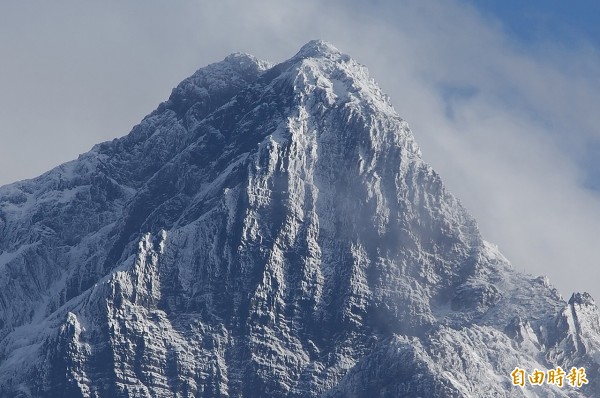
0;0;599;301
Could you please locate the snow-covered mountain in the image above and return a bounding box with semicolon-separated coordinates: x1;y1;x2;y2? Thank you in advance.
0;40;598;397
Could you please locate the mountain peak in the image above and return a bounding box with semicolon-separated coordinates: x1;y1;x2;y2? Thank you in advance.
1;41;600;397
223;51;272;71
294;39;343;60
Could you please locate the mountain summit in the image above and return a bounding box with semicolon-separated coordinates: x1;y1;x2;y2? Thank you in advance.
0;41;598;397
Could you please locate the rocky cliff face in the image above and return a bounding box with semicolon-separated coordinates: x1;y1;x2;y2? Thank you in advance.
0;41;598;397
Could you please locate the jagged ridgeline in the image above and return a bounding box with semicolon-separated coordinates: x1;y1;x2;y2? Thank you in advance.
0;41;598;397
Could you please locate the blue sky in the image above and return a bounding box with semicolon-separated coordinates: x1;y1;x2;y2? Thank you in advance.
466;0;600;190
466;0;600;49
0;0;598;301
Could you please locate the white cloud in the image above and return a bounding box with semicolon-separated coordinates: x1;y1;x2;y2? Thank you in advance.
0;0;598;300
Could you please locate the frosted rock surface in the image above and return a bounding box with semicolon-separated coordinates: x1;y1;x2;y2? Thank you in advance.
0;41;598;397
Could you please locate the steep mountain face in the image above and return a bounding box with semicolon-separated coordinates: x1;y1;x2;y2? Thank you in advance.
0;41;598;397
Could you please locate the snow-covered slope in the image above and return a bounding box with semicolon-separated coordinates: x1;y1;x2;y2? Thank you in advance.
0;40;598;397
